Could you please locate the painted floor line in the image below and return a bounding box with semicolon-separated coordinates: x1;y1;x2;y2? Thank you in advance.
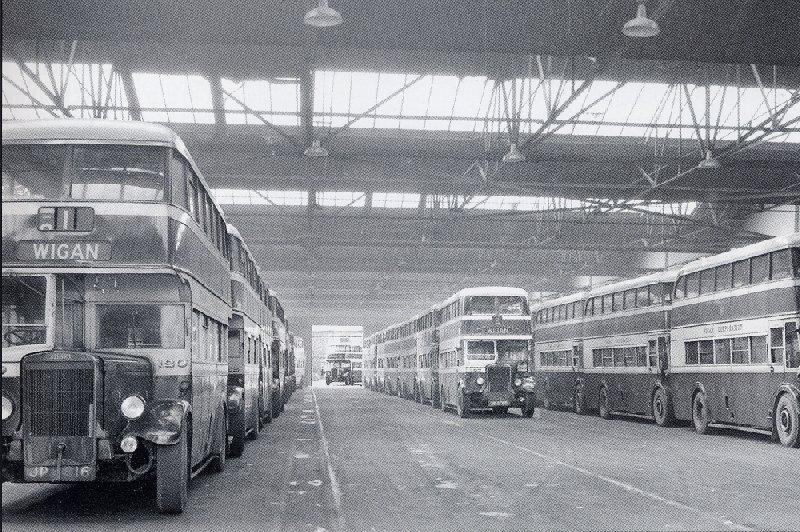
478;431;752;532
311;389;346;532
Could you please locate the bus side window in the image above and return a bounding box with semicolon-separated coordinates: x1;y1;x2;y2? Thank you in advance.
770;249;791;280
770;327;785;364
785;322;800;368
648;340;657;368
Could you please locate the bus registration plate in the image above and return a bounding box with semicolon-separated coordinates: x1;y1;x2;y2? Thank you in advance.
489;400;510;407
24;464;96;482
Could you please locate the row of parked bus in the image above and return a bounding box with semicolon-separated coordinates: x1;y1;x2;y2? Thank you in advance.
1;120;299;513
364;234;800;448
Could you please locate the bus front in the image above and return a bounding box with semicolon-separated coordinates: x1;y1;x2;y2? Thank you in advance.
458;289;535;417
1;121;231;513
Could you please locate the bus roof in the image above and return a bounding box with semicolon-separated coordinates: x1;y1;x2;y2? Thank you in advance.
586;268;679;298
678;233;800;275
3;119;181;146
439;286;528;308
530;291;587;312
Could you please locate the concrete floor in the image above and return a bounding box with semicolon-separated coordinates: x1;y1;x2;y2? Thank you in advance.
3;382;798;531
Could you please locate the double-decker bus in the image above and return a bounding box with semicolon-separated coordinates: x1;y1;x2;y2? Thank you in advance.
268;293;287;417
436;287;535;417
580;271;675;422
367;287;535;418
669;234;800;447
225;225;272;456
292;335;306;388
363;335;380;390
1;119;230;512
531;292;586;412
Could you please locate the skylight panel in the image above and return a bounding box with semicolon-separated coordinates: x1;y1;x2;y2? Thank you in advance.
316;191;366;207
372;192;421;208
133;72;212;123
211;189;308;206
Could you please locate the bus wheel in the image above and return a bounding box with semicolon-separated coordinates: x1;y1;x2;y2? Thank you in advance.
692;391;710;434
598;388;612;420
492;406;508;415
521;392;536;418
652;387;673;427
229;404;246;457
209;410;227;473
439;386;447;411
432;386;441;409
155;421;189;514
542;391;553;411
574;388;586;415
456;391;471;418
248;408;261;441
775;394;800;448
264;395;273;424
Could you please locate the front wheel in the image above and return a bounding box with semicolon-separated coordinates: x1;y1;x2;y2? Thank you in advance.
521;392;536;418
155;421;190;514
209;410;227;473
456;390;471;418
652;387;673;427
574;387;586;415
228;403;246;457
542;390;553;411
775;394;799;448
598;387;612;420
692;391;710;434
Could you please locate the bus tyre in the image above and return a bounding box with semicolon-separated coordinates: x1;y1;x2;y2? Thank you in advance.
574;388;586;415
542;391;553;411
652;387;673;427
264;395;273;424
521;392;536;418
492;406;508;415
456;391;471;418
692;391;711;434
598;388;612;420
209;410;227;473
155;421;189;514
229;405;246;458
775;394;800;448
439;386;447;411
432;386;441;409
248;408;260;440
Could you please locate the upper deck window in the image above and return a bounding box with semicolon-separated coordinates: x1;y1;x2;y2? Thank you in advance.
2;145;67;199
465;296;529;316
70;145;165;201
2;143;167;202
2;275;48;348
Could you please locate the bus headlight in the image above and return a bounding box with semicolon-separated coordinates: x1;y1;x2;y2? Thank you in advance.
2;395;13;420
120;395;146;420
514;378;522;387
476;377;485;385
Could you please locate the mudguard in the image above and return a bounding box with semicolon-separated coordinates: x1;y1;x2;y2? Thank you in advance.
128;399;191;446
227;386;245;413
772;382;800;407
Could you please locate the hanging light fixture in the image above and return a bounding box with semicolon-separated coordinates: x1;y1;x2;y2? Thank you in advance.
696;150;721;169
502;143;525;163
304;0;343;28
622;0;660;38
304;139;329;158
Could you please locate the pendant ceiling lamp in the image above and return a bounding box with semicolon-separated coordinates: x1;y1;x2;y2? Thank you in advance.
502;143;525;163
622;0;660;38
304;0;343;28
304;139;330;158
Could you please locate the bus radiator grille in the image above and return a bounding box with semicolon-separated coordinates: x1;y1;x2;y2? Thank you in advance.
486;365;512;393
23;365;94;437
